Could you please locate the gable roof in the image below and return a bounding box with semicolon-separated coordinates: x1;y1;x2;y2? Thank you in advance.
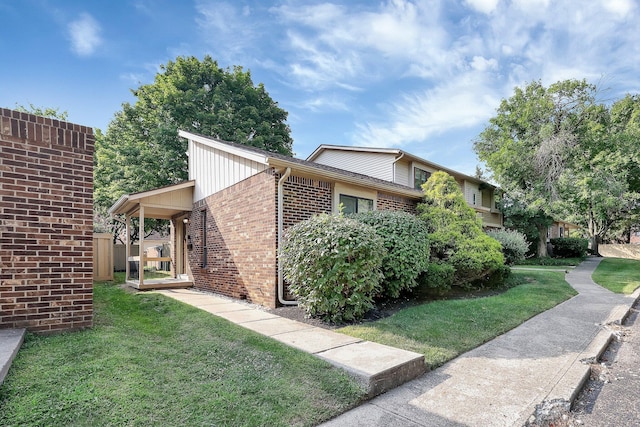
109;180;195;218
307;144;496;189
179;130;424;198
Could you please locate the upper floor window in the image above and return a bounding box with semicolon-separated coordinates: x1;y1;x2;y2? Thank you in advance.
414;167;431;190
339;194;373;214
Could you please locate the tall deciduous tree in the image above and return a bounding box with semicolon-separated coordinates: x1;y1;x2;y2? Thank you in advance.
95;55;293;240
475;80;640;255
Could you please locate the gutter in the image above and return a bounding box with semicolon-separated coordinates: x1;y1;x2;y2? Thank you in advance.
277;167;297;306
392;152;405;184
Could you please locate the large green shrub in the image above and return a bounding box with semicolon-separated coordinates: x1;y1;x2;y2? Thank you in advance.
417;262;455;294
550;237;588;258
279;214;385;323
487;229;530;265
418;171;505;286
350;210;430;299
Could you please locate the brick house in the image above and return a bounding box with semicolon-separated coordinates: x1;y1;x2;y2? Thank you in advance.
0;109;94;332
109;130;503;308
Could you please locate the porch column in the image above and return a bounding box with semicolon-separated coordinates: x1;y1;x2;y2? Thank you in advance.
125;215;131;281
139;204;145;287
170;218;176;278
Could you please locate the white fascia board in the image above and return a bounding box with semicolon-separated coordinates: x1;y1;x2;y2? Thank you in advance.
306;144;400;161
267;158;423;199
178;130;269;165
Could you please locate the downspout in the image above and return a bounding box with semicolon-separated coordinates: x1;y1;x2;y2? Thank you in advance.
392;152;405;183
277;167;297;305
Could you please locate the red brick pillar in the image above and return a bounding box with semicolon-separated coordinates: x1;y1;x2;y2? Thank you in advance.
0;108;95;332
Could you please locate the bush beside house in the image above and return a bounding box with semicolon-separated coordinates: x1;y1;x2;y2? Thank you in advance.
487;229;530;265
280;214;385;322
550;237;589;258
349;210;430;299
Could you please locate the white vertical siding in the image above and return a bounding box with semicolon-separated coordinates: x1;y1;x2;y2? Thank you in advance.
313;150;395;182
189;140;267;201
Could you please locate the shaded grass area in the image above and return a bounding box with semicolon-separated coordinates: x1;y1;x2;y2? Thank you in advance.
0;281;364;427
338;270;577;369
592;258;640;294
517;257;585;266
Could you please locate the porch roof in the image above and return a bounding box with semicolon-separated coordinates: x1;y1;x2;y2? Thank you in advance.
108;180;195;219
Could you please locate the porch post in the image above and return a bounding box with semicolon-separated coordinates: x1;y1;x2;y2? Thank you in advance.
125;215;131;281
169;218;176;278
139;204;145;287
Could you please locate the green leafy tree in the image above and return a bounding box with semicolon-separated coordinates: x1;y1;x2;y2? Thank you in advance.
95;55;293;239
475;79;640;255
418;171;504;286
13;103;68;120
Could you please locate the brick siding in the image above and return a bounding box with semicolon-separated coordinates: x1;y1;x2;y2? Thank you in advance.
376;191;419;215
0;108;94;332
189;170;277;308
279;174;332;230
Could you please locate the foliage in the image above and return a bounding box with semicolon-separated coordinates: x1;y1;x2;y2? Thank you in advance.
549;237;588;258
475;80;640;256
338;269;576;369
500;195;554;257
417;262;455;294
592;258;640;294
487;228;530;265
349;210;430;299
13;103;69;120
0;278;364;426
418;171;504;286
94;55;293;238
280;214;385;323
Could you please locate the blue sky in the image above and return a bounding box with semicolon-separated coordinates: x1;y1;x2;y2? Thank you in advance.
1;0;639;174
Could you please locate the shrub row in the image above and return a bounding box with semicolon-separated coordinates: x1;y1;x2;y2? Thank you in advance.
280;171;509;323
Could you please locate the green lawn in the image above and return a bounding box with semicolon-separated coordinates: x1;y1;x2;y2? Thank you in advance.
0;280;365;427
592;258;640;294
338;270;577;369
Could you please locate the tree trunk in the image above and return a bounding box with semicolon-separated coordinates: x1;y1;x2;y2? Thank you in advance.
537;224;548;257
590;235;600;256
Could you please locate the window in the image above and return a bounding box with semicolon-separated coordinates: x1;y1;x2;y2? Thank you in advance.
559;227;564;238
472;193;476;205
414;167;431;190
339;194;373;214
201;209;208;268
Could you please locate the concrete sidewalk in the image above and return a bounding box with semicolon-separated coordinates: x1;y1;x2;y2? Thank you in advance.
321;257;640;426
155;288;426;397
0;328;25;386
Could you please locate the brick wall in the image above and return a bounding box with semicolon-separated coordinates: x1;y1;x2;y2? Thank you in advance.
376;192;419;215
280;174;332;230
0;108;94;332
189;170;277;307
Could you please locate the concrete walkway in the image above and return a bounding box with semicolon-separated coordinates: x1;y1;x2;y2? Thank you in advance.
155;288;426;397
321;257;640;426
0;328;25;386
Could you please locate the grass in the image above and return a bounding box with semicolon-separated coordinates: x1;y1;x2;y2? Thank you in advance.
338;270;577;369
517;256;585;266
0;279;365;427
592;258;640;294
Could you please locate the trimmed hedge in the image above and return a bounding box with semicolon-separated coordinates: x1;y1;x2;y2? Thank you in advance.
350;210;430;299
550;237;588;258
279;214;385;323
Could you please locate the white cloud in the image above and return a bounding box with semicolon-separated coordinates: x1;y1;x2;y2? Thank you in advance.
354;73;501;148
464;0;500;14
470;56;498;71
67;13;102;56
601;0;636;17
